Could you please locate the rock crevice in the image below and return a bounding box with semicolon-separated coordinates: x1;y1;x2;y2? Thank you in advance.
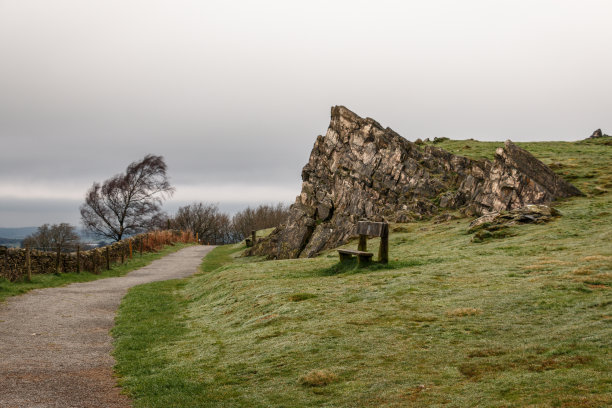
251;106;581;259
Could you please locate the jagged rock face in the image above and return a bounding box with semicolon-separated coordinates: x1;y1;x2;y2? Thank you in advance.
251;106;582;259
461;141;583;214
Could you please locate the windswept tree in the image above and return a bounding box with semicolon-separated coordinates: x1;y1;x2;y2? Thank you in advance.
22;223;81;252
80;154;174;241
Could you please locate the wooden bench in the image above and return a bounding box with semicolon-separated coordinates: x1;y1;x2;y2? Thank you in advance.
338;249;374;265
337;221;389;265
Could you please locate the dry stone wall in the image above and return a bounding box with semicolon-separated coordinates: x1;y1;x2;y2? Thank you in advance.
0;230;195;281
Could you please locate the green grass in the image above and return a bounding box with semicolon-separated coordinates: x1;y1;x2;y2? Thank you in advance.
113;139;612;407
426;137;612;197
199;243;246;273
0;243;193;303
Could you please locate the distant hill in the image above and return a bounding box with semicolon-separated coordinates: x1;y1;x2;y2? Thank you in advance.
0;237;22;248
0;227;37;240
0;227;109;249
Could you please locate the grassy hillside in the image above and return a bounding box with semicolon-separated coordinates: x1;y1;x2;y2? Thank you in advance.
113;139;611;407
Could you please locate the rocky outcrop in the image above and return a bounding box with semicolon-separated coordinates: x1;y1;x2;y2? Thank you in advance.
468;204;561;233
467;204;561;243
251;106;582;259
459;140;582;214
589;129;609;138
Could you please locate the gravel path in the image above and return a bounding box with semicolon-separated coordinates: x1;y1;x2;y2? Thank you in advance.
0;245;214;408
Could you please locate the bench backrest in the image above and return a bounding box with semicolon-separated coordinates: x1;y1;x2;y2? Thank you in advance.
356;221;388;237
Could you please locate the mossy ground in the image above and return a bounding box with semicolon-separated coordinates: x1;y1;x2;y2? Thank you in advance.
113;139;611;407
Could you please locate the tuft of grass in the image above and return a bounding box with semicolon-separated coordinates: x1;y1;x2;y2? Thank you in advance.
468;348;507;358
471;226;516;242
113;139;612;407
0;243;193;303
298;370;338;387
447;307;482;317
288;293;317;302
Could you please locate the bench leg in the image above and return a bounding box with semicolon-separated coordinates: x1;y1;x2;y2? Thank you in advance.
357;254;372;266
339;253;353;262
358;235;367;251
378;224;389;264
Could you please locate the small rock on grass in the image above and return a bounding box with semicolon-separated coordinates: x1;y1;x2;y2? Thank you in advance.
468;204;560;233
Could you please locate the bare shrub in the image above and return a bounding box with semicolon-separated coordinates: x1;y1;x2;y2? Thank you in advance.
171;202;233;245
232;203;290;240
22;223;81;252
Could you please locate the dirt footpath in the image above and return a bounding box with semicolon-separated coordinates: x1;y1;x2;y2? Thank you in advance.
0;245;214;408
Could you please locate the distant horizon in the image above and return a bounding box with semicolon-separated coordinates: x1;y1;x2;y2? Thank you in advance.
0;132;602;229
0;129;606;229
0;198;296;229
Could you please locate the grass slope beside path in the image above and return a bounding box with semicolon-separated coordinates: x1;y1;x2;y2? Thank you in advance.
0;243;194;303
112;139;612;407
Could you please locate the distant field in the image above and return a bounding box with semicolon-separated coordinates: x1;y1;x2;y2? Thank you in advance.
0;237;22;248
113;138;612;407
0;227;37;240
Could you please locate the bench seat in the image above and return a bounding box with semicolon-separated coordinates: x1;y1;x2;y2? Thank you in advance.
337;249;374;264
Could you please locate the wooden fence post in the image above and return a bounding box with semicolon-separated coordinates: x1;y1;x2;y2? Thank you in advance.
121;245;125;264
106;246;110;270
129;240;133;259
196;232;198;244
378;223;389;264
92;251;98;274
55;246;61;274
25;245;32;282
251;230;256;246
76;246;81;273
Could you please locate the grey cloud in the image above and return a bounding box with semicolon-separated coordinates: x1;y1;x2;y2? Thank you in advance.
1;0;611;226
0;198;82;228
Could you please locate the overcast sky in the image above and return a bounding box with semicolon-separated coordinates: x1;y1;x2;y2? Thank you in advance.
1;0;611;228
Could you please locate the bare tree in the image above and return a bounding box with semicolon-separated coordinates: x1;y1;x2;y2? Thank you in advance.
22;223;81;252
231;203;290;240
171;202;233;244
80;154;174;241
